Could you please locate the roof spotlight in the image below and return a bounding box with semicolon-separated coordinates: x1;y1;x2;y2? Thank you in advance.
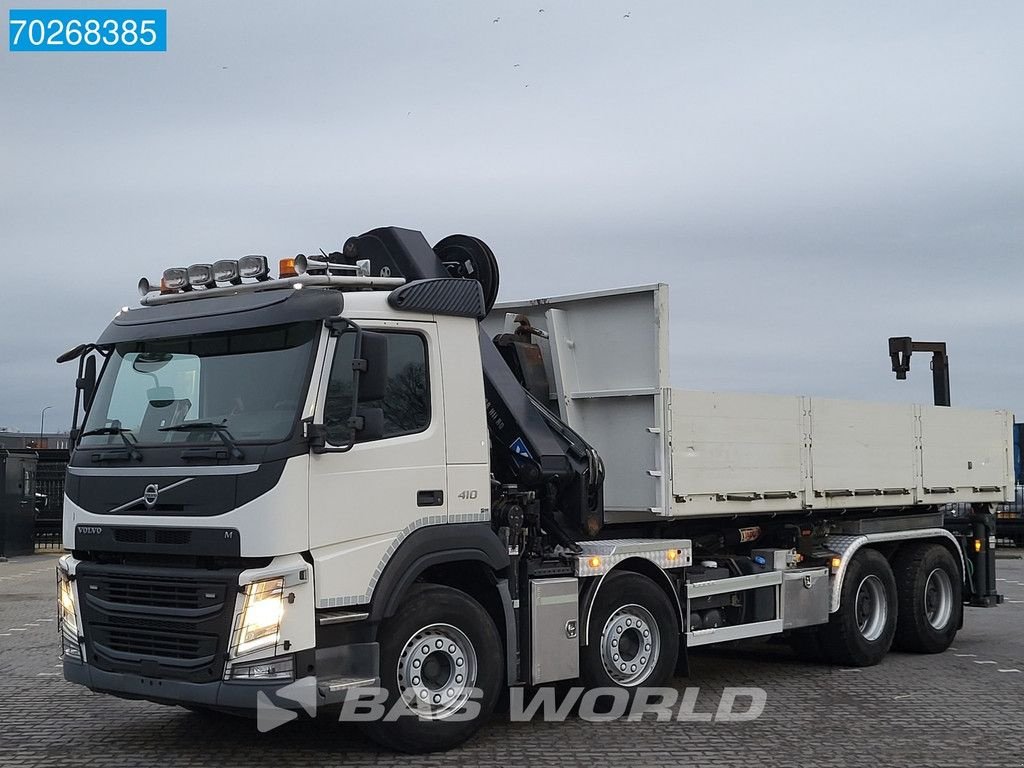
187;264;216;289
162;267;189;291
213;259;241;285
238;255;270;281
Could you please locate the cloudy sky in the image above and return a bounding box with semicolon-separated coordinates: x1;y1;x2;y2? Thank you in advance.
1;1;1022;432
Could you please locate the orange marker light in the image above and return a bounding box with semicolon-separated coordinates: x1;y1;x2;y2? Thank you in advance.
667;549;679;562
279;257;297;278
830;556;842;570
974;539;983;553
588;556;602;569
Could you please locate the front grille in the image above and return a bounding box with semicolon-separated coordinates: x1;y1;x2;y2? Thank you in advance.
102;627;212;659
114;528;147;543
155;529;191;545
103;578;217;609
76;563;240;683
109;527;192;546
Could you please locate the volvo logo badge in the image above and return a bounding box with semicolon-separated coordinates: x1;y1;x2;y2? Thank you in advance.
107;477;193;514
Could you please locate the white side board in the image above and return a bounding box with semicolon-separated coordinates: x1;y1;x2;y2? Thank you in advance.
668;389;1013;518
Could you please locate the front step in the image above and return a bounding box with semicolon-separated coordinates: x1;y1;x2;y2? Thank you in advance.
317;676;379;705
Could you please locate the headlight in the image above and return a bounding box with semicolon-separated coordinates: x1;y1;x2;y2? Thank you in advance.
232;578;285;657
57;567;82;662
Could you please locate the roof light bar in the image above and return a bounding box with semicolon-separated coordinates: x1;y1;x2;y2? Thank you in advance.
139;251;386;302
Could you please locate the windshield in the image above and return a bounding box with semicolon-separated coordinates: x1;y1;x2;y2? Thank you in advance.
80;322;317;448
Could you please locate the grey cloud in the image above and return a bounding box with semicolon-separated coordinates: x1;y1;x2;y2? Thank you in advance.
1;0;1022;431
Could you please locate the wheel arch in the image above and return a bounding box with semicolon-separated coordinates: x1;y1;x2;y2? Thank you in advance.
825;528;965;613
579;557;683;646
369;522;517;682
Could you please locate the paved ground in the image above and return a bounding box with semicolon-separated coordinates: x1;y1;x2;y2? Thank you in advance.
1;552;1022;768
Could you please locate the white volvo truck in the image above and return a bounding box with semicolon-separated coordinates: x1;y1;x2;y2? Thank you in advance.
56;227;1010;752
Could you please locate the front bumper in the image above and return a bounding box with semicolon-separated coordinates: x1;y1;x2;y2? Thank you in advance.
59;552;380;712
64;659;293;711
64;642;380;712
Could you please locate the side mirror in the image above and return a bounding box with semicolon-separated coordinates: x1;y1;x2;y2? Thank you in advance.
80;355;97;410
357;332;388;402
354;407;385;442
307;408;384;453
306;422;327;453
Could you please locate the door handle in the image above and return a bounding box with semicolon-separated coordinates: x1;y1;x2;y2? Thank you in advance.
417;490;444;507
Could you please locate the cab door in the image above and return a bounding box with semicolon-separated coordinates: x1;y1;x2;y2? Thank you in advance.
308;321;447;609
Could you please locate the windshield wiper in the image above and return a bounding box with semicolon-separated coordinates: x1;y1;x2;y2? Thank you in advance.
79;426;142;461
159;422;245;460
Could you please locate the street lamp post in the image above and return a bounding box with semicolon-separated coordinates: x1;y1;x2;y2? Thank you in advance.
39;405;54;448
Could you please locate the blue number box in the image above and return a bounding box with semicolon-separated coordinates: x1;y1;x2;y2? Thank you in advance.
9;9;167;52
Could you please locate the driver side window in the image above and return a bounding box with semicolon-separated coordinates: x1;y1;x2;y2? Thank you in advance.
324;331;430;445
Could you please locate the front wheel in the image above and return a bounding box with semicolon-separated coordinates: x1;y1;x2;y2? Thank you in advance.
893;543;962;653
581;571;679;691
820;548;897;667
359;583;503;754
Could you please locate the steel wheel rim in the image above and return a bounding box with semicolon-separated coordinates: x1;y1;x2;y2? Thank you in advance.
924;567;953;630
855;574;888;642
396;622;477;720
600;603;660;686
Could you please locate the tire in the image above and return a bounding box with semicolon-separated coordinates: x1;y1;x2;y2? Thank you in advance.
581;572;679;693
359;584;503;754
820;548;897;667
893;543;962;653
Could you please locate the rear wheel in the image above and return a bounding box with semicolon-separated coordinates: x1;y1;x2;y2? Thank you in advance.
821;548;897;667
893;543;962;653
581;572;679;692
360;584;503;753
